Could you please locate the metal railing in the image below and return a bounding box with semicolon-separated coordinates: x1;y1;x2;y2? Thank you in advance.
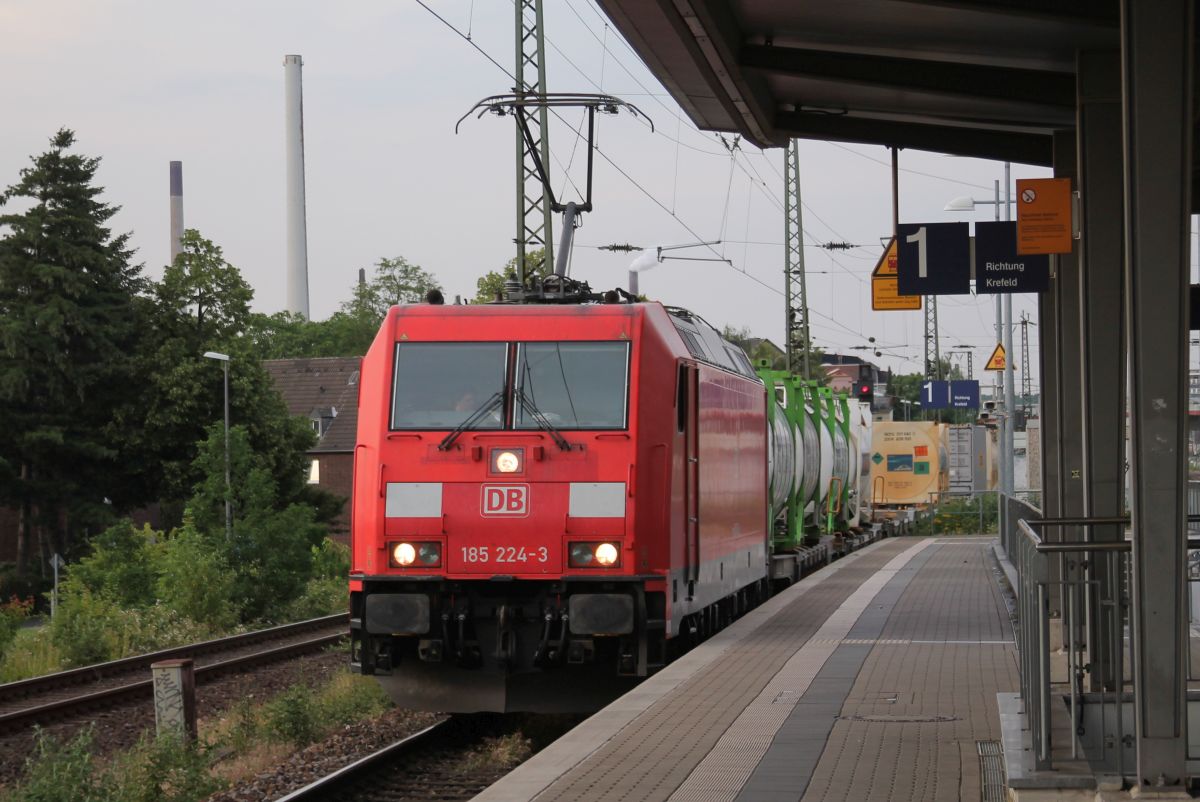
1010;513;1132;773
1003;495;1200;776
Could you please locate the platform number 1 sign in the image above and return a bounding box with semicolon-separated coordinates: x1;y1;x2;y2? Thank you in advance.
896;222;971;296
920;380;950;409
905;226;928;278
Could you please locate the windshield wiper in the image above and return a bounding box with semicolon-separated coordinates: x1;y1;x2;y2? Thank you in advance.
438;391;504;451
515;386;572;451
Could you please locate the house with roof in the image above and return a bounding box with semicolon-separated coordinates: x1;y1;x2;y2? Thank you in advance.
263;357;361;541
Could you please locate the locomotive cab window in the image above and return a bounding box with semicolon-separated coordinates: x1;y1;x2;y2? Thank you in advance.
514;342;629;430
391;342;508;429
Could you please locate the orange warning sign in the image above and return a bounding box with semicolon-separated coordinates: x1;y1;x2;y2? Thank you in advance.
1016;178;1073;255
985;343;1007;371
871;238;921;311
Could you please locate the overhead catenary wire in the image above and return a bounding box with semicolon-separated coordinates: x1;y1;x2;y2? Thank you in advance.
419;0;969;350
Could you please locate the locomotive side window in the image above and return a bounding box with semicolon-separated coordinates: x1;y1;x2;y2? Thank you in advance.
676;364;687;433
514;342;629;430
390;342;508;430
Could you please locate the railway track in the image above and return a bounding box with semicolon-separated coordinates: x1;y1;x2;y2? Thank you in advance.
278;714;570;802
0;613;348;734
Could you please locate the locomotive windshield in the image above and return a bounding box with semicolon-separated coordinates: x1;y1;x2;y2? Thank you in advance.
514;342;629;430
391;342;508;429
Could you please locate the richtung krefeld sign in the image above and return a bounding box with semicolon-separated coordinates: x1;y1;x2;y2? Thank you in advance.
974;221;1050;293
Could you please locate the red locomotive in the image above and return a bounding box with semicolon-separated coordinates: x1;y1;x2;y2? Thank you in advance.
350;292;775;712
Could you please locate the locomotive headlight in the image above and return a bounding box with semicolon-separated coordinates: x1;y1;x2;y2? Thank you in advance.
490;448;524;474
594;542;620;566
392;543;416;566
389;541;442;568
569;543;594;566
417;543;441;566
569;541;621;568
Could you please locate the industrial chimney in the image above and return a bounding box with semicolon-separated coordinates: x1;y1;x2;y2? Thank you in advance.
284;55;310;318
169;161;184;265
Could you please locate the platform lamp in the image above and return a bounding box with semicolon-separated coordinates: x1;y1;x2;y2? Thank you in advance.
203;351;232;541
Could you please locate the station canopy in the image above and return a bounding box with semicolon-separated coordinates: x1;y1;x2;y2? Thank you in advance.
595;1;1139;167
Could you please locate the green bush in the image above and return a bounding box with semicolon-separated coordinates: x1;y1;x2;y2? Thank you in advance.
282;576;347;620
280;538;349;619
0;629;64;683
925;495;999;535
261;685;323;746
311;538;350;580
157;516;239;631
49;589;126;665
101;732;219;802
50;592;210;666
261;674;390;747
4;728;219;802
7;727;98;802
64;522;161;608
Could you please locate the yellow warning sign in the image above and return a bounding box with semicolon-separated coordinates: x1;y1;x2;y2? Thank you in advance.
985;343;1007;371
871;238;921;311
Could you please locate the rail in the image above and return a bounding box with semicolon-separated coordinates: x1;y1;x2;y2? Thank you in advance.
0;614;348;733
275;719;450;801
0;612;348;705
1000;485;1200;777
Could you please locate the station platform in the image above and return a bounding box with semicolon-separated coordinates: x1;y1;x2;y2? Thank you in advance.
475;536;1017;802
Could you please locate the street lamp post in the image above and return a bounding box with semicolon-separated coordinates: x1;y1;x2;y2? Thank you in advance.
203;351;232;540
943;166;1017;496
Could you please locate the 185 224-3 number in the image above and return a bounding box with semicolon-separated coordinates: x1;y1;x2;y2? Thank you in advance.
460;546;548;564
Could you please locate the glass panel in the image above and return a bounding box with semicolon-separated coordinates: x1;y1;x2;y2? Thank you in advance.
515;342;629;430
391;343;507;429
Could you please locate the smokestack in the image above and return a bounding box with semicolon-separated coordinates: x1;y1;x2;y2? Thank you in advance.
169;161;184;264
284;55;310;318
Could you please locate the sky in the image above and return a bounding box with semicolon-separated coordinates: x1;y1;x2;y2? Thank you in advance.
0;0;1063;384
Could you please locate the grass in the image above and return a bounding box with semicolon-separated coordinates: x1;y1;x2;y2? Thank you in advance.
0;628;64;684
3;670;392;802
457;733;534;775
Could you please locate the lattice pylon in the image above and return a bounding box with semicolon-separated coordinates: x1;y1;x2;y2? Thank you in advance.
514;0;554;283
783;140;811;380
924;296;941;380
1020;312;1033;416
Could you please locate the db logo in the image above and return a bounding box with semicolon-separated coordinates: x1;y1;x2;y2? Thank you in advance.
481;484;529;517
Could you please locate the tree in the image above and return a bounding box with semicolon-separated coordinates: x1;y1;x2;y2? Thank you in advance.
189;425;324;619
155;230;252;344
722;325;826;384
351;256;441;318
139;230;317;509
474;248;547;303
0;129;147;570
245;256;441;360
